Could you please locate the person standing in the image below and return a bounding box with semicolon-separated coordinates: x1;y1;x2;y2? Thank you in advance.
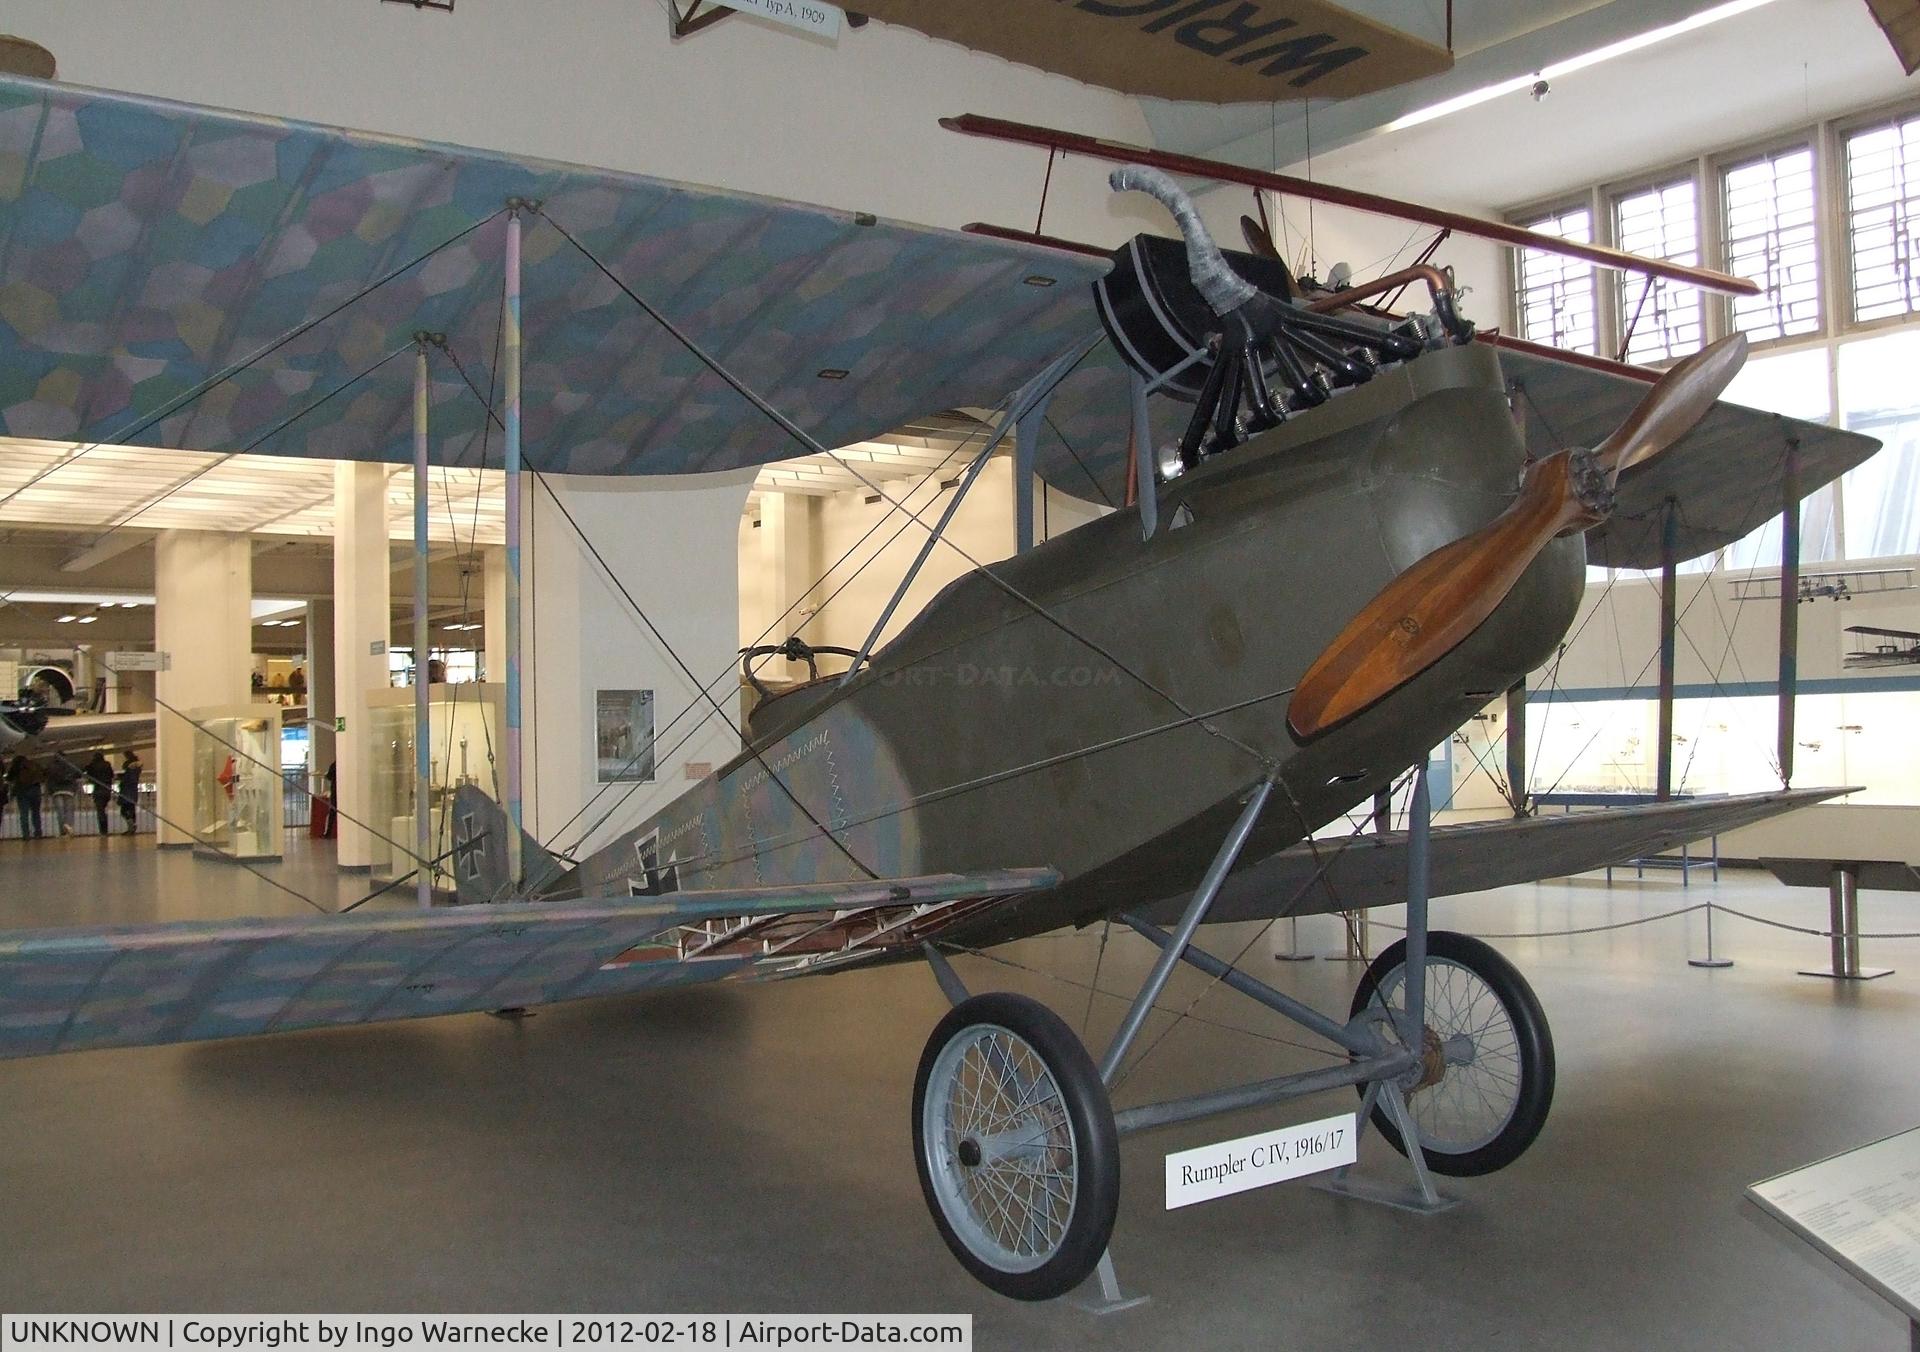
45;754;80;837
116;750;142;835
84;751;113;835
7;754;45;839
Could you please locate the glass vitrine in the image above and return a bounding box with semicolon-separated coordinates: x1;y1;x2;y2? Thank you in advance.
188;704;284;861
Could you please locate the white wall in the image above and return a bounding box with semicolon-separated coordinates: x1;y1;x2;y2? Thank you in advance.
1520;563;1920;861
10;0;1168;246
739;457;1108;662
526;468;756;860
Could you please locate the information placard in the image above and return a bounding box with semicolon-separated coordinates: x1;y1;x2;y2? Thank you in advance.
1749;1125;1920;1322
709;0;844;38
1165;1112;1356;1210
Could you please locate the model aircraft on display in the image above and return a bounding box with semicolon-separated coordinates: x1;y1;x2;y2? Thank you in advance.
0;74;1881;1304
1845;625;1920;667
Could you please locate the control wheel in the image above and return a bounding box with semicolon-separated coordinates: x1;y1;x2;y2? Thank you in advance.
1350;930;1555;1177
912;992;1119;1301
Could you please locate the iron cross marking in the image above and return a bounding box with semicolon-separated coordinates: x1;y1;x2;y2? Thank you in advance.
453;809;487;882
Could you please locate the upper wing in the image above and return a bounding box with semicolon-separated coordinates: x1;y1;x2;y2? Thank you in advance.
1495;346;1878;568
1138;787;1848;926
0;868;1057;1062
0;75;1105;478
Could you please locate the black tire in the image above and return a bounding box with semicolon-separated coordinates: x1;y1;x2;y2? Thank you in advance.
912;992;1119;1301
1349;930;1554;1178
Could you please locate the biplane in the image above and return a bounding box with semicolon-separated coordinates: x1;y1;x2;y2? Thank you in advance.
0;69;1880;1305
1845;624;1920;667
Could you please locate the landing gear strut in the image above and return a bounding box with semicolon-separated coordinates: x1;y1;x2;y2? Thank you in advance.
911;766;1556;1303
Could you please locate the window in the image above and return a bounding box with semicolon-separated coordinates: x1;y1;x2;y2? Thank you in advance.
1514;206;1597;354
1720;348;1837;570
1613;177;1703;364
1839;329;1920;558
1846;111;1920;323
1722;146;1821;341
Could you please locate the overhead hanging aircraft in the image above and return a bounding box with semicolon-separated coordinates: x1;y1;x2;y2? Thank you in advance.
0;74;1880;1304
0;666;303;760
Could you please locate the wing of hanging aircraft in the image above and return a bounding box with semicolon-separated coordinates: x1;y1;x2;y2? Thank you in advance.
0;866;1058;1062
1138;787;1849;926
0;704;305;759
849;1;1452;101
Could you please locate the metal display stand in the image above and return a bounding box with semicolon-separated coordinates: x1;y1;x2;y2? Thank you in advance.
1761;858;1912;981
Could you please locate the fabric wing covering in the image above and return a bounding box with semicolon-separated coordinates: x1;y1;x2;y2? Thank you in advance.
0;869;1058;1060
0;74;1107;474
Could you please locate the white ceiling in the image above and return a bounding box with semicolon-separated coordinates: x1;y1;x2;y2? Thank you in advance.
747;415;993;505
1143;0;1915;214
1306;0;1917;213
0;439;505;549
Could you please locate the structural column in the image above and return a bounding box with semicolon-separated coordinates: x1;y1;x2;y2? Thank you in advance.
760;490;814;645
1505;680;1528;817
1777;436;1802;788
153;530;253;846
306;599;336;792
503;205;525;885
333;459;391;870
1655;498;1679;802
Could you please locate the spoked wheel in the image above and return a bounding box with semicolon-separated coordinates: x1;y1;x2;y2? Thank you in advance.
1350;931;1555;1177
912;992;1119;1301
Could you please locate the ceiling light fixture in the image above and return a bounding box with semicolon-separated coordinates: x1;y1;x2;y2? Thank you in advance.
1384;0;1783;133
55;614;76;623
75;615;96;624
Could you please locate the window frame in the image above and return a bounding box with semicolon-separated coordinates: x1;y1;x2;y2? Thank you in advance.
1507;193;1602;356
1605;162;1710;366
1498;95;1920;573
1834;99;1920;333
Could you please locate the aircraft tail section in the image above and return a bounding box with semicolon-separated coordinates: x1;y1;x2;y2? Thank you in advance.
450;784;572;904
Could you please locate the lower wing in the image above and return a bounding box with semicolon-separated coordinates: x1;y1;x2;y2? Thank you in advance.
0;868;1057;1062
1138;787;1849;926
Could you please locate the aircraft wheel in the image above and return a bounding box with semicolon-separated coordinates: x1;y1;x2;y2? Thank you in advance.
1350;931;1555;1177
912;992;1119;1301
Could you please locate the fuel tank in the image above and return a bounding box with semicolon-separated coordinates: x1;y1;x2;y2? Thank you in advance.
585;343;1585;935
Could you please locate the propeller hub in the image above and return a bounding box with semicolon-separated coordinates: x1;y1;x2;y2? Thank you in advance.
1566;446;1615;518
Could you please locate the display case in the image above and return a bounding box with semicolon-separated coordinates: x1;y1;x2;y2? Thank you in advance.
188;704;284;861
366;683;505;886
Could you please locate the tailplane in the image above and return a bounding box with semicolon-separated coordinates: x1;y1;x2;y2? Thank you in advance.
450;785;571;904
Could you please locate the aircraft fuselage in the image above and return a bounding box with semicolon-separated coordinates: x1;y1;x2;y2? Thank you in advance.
577;342;1586;944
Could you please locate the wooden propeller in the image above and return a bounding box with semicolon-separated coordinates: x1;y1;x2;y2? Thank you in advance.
1240;215;1280;260
1287;334;1749;740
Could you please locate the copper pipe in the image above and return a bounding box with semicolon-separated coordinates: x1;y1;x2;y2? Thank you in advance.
1305;264;1455;315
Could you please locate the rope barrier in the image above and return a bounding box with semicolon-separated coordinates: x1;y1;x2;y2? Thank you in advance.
1364;901;1920;943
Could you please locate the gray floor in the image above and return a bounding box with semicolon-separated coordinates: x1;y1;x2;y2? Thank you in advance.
2;834;1917;1349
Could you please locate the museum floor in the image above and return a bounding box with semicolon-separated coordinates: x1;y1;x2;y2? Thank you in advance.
1;834;1916;1349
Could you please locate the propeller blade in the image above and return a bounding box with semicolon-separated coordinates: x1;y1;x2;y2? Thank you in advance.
1240;215;1280;259
1288;455;1594;740
1594;332;1749;480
